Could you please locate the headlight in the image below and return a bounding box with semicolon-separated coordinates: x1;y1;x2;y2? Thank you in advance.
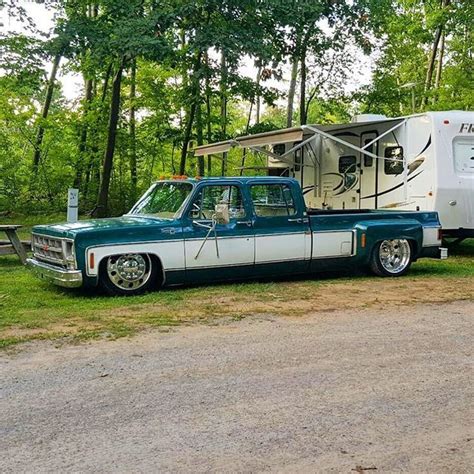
62;240;77;269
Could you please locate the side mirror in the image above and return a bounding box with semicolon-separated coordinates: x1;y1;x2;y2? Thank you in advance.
214;203;230;224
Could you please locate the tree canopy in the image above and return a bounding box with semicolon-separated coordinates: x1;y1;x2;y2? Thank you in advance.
0;0;472;216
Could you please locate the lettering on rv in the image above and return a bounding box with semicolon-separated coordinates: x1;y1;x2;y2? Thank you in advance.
459;123;474;133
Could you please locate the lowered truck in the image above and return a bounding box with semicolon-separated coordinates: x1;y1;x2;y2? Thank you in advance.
27;177;447;295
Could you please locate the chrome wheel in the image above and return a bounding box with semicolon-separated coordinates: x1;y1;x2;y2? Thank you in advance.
378;239;411;274
106;254;152;291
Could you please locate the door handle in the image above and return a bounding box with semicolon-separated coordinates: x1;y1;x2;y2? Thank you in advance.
288;218;303;223
237;220;253;227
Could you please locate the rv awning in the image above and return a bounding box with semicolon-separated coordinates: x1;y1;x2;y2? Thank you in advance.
194;127;304;157
193;119;405;157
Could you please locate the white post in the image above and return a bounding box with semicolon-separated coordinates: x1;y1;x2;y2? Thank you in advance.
67;188;79;223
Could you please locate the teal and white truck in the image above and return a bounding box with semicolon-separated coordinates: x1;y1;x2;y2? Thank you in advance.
27;177;447;295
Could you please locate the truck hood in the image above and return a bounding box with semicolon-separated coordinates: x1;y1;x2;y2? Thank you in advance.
32;215;178;238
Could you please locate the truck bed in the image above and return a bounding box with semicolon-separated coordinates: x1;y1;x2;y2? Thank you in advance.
307;208;374;216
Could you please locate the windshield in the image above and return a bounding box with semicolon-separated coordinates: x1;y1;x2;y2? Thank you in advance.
129;182;193;219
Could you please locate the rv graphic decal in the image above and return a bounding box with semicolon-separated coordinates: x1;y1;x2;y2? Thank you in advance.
418;135;432;155
361;170;424;200
323;170;359;196
408;157;425;174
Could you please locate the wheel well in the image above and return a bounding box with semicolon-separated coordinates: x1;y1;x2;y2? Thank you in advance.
98;252;165;288
149;254;165;287
407;239;418;257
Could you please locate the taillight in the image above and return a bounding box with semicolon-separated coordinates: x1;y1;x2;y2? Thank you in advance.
438;229;443;241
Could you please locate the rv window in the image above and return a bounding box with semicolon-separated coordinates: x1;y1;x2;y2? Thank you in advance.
250;184;296;217
363;140;374;167
273;143;286;156
339;155;357;174
384;146;404;175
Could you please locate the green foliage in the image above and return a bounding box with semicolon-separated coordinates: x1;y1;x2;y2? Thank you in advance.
356;0;473;115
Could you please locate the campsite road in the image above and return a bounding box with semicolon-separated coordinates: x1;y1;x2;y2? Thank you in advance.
1;301;473;473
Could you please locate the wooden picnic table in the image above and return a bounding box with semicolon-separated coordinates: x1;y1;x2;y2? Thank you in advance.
0;225;29;264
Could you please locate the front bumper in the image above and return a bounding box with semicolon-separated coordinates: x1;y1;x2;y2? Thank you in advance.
27;258;83;288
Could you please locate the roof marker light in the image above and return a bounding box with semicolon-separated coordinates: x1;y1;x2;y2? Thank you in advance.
443;119;450;124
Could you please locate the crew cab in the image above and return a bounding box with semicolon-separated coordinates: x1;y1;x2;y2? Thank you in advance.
27;177;448;295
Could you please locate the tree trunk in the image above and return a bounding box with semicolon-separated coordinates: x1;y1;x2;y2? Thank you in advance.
94;61;124;217
129;58;137;201
84;65;112;203
255;65;262;125
73;77;94;188
287;58;298;128
204;52;213;175
434;31;445;91
196;101;205;176
179;103;197;175
32;53;61;175
220;51;228;175
179;52;202;176
421;0;449;108
101;62;113;103
299;48;307;125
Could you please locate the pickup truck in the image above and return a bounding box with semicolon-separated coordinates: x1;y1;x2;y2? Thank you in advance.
27;177;447;295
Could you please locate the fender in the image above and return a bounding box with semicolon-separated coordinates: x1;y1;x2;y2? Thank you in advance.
354;219;424;263
82;240;185;285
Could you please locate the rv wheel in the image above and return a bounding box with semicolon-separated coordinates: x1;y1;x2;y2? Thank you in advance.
370;239;412;277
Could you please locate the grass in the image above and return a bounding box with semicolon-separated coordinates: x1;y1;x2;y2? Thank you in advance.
0;215;473;349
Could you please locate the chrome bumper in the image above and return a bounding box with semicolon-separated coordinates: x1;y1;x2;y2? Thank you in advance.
27;258;83;288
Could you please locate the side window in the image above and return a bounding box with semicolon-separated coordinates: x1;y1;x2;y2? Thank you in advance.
384;146;404;175
251;184;296;217
339;155;357;173
190;185;246;220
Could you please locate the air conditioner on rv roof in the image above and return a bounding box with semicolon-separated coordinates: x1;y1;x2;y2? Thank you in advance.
351;114;387;123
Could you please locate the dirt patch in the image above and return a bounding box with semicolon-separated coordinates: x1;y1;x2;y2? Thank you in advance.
110;276;474;319
3;275;473;344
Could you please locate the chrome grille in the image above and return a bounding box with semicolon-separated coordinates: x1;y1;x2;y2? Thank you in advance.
32;234;65;266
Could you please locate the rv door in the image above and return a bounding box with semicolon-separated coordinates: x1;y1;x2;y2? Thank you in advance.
359;131;378;209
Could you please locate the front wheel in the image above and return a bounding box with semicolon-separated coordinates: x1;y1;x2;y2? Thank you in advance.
370;239;412;277
100;253;157;296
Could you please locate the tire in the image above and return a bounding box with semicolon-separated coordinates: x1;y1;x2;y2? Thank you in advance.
99;253;158;296
370;239;412;277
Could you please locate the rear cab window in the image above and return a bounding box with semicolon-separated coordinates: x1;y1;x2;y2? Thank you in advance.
250;183;297;217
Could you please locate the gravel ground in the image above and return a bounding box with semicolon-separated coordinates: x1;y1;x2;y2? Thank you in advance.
1;301;473;473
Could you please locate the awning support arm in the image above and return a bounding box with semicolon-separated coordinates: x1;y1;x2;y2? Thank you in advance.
302;125;404;163
248;146;297;166
248;145;314;168
360;120;407;150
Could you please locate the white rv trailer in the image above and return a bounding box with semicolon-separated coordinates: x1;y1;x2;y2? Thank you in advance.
194;111;474;238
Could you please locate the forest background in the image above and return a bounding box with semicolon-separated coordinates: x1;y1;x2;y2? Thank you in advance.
0;0;472;217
